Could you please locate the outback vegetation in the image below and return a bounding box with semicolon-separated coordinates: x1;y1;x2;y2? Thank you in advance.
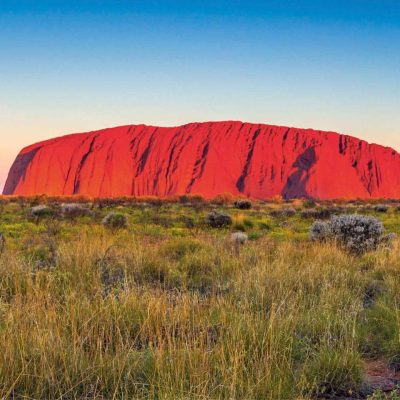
0;194;400;399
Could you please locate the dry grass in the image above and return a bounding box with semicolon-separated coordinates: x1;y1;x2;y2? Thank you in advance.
0;200;399;399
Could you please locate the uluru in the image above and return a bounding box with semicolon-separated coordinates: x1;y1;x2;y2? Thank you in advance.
4;121;400;199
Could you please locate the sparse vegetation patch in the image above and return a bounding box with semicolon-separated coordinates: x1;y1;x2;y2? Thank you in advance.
0;196;398;399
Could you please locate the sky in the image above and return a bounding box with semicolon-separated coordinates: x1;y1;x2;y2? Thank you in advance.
1;0;399;191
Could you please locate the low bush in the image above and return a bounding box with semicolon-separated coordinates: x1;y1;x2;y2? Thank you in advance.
102;212;128;230
303;199;317;208
330;214;384;254
270;208;296;218
178;195;190;204
206;210;232;228
310;214;385;254
187;194;206;205
94;198;126;209
310;220;332;242
30;205;53;219
362;281;386;308
301;208;332;219
234;199;252;210
149;214;173;228
374;204;389;213
61;203;92;219
326;206;346;215
233;223;246;232
230;232;248;246
212;193;234;206
243;218;254;228
179;216;195;228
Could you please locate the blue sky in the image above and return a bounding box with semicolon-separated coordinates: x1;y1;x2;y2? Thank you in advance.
1;0;399;190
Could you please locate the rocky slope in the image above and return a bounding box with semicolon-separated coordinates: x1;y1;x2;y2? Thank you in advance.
4;121;400;199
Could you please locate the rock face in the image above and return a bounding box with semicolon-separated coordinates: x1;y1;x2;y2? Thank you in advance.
4;121;400;199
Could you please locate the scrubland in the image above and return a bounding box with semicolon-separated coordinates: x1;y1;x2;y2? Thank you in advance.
0;195;400;399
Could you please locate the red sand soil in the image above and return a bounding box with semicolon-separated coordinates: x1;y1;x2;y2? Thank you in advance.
4;121;400;199
364;360;400;393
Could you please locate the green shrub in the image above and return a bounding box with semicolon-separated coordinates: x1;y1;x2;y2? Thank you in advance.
248;231;262;240
301;208;331;219
374;204;389;213
102;212;128;230
234;200;252;210
233;223;246;232
243;218;254;228
258;221;271;230
30;205;53;219
304;199;317;208
206;210;232;228
270;208;296;218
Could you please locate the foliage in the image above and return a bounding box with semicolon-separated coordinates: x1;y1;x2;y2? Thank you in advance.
374;204;389;213
102;212;128;230
234;199;252;209
310;220;332;242
61;202;92;219
30;205;53;218
230;231;248;245
205;210;232;228
301;208;332;219
310;214;385;254
0;198;398;398
271;207;296;217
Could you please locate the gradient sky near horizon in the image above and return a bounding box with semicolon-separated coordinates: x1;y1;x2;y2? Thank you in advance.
1;0;400;191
